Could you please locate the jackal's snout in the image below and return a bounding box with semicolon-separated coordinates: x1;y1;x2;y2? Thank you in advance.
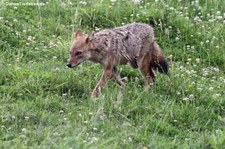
67;63;72;68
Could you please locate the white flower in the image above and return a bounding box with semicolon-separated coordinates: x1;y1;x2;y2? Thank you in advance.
183;97;189;101
194;16;201;22
169;7;174;10
22;128;27;134
27;36;33;41
196;58;200;63
216;16;223;20
24;116;29;121
79;1;87;5
213;94;220;98
132;0;141;4
216;11;221;15
92;137;98;142
212;67;220;73
168;55;173;59
209;87;213;91
189;94;195;99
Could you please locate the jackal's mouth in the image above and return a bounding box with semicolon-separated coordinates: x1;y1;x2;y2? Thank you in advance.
67;62;81;68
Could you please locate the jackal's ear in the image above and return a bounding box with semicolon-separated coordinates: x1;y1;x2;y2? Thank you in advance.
74;29;83;39
85;32;94;44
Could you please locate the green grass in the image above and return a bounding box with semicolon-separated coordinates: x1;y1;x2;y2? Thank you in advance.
0;0;225;148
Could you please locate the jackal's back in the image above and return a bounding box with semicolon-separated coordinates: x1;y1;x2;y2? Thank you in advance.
115;23;155;42
90;23;154;65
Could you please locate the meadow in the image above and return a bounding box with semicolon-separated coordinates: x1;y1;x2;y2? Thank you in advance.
0;0;225;148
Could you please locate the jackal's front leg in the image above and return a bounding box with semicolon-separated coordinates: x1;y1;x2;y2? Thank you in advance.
91;67;113;98
112;67;125;87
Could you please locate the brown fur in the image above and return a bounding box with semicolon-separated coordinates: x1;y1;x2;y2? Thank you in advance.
67;23;169;97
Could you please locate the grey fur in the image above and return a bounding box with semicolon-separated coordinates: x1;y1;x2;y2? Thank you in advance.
88;23;156;68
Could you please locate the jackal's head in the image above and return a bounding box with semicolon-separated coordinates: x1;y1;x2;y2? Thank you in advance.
67;30;94;68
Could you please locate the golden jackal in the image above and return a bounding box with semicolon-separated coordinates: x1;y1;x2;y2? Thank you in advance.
67;23;169;97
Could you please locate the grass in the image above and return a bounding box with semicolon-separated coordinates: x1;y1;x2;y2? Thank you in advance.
0;0;225;148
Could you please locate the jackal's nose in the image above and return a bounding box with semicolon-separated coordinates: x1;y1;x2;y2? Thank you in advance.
67;63;72;68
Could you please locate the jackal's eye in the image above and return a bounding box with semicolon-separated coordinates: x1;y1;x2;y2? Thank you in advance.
75;51;82;56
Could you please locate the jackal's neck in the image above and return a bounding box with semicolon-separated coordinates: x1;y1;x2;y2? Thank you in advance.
88;48;106;64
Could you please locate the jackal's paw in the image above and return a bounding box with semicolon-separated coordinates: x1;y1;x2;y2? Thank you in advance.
144;84;153;91
91;87;101;98
117;83;125;90
91;93;98;99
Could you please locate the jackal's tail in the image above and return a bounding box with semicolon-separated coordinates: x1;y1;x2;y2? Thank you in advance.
151;41;169;74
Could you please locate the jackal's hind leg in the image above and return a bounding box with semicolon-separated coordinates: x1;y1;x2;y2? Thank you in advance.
149;67;156;84
139;55;155;89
